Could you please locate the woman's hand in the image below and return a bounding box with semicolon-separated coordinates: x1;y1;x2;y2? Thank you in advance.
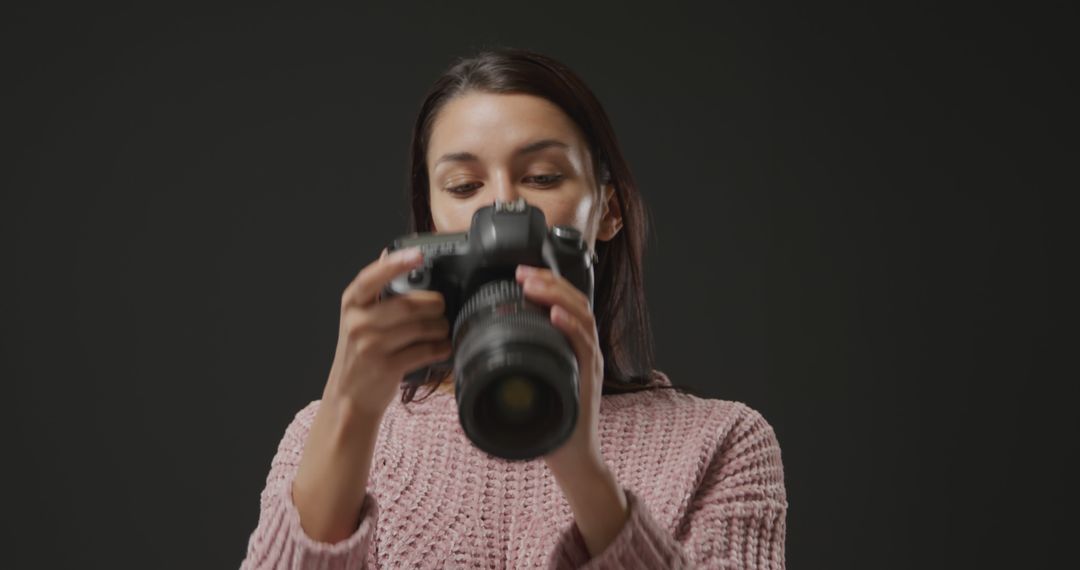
515;264;604;471
323;246;452;417
515;264;630;557
292;247;452;543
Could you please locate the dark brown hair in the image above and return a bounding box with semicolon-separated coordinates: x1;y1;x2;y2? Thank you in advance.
401;47;669;403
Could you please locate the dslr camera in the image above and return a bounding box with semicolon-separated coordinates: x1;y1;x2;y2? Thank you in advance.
380;198;594;460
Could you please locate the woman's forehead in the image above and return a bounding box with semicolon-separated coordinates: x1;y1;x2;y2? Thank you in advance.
427;92;588;165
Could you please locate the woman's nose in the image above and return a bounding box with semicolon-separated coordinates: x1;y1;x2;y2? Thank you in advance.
492;174;520;203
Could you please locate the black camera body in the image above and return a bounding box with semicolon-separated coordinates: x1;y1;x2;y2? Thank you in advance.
381;198;595;460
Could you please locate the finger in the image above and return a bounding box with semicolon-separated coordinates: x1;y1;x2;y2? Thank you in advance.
516;265;592;310
341;292;445;344
548;305;599;378
344;247;424;308
358;290;446;327
372;316;451;354
387;338;454;376
517;270;593;326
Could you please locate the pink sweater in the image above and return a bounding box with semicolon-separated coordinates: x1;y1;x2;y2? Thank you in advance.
239;380;787;569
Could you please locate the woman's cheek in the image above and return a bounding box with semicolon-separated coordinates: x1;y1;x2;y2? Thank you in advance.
429;197;474;233
541;190;595;230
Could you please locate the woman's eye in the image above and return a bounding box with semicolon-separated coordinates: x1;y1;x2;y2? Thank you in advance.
446;182;481;196
526;174;564;186
444;174;562;196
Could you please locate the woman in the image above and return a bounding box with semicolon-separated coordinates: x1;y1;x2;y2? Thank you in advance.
240;48;787;569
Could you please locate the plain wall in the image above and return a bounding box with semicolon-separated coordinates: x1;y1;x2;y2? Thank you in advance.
2;2;1068;568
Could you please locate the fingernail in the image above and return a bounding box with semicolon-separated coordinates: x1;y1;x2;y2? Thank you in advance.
517;265;535;276
551;306;564;322
397;247;422;263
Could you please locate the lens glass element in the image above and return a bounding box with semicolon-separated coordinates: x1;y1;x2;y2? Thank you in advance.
494;375;537;423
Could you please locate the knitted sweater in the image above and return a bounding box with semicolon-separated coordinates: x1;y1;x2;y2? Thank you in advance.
239;382;787;569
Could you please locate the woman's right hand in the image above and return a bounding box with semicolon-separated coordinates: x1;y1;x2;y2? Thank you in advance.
291;246;451;543
322;246;452;419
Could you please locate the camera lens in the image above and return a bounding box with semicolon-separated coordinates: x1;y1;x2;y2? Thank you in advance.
493;375;536;422
452;279;578;460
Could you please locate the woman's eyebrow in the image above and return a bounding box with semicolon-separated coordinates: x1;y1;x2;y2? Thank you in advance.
515;138;570;156
434;138;570;167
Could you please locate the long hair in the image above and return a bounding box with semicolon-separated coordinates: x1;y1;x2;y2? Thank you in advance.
401;47;669;402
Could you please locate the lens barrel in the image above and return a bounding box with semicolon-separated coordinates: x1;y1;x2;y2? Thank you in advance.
452;280;579;460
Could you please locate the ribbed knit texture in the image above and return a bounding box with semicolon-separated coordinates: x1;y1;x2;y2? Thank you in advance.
239;380;787;569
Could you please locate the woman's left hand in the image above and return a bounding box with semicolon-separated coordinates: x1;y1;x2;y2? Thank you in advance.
515;263;630;556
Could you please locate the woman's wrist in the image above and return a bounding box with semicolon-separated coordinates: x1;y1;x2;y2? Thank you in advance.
292;397;382;542
328;393;386;436
552;459;630;552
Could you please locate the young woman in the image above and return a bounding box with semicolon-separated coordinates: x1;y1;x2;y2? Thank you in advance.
240;48;787;569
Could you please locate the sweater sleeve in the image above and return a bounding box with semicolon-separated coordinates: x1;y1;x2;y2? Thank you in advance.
239;402;380;570
549;404;788;569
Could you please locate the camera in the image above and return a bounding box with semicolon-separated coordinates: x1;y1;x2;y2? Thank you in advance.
380;198;595;460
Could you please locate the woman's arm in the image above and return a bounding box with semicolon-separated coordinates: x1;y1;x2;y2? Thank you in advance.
239;401;381;570
290;396;381;543
547;455;630;557
551;404;788;569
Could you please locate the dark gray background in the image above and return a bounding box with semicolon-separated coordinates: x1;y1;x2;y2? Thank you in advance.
2;1;1069;568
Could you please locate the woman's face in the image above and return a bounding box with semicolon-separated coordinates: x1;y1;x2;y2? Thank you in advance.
426;91;621;249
